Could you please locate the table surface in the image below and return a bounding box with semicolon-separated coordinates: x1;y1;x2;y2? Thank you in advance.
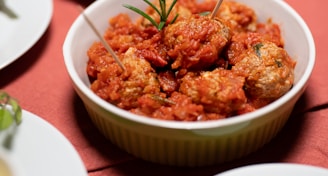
1;0;328;175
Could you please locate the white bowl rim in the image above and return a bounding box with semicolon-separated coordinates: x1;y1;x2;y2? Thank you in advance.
63;0;315;130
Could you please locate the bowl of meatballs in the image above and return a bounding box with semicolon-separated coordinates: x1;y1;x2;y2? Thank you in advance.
63;0;315;166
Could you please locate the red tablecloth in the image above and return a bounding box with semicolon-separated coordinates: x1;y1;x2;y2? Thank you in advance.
1;0;328;175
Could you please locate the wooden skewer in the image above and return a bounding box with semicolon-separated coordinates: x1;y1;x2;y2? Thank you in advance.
78;6;126;71
210;0;224;19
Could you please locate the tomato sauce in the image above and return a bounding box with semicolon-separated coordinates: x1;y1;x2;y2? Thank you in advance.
86;0;296;121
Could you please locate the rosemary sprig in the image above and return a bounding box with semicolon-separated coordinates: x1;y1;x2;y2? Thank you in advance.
123;0;179;31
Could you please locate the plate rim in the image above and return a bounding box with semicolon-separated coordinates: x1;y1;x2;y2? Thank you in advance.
217;163;328;176
9;110;88;176
0;0;53;69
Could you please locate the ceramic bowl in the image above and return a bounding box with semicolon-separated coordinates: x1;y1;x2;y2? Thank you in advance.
63;0;315;166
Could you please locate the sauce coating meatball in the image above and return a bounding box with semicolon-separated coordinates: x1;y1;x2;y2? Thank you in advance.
193;0;257;32
179;69;247;116
232;41;296;103
216;1;257;32
89;48;161;109
164;15;231;70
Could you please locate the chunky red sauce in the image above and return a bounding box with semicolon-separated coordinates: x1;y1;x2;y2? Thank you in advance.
86;0;296;121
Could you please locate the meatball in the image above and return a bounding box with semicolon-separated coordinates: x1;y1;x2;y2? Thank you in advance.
226;32;264;65
164;14;231;70
226;31;284;65
90;47;161;109
179;69;247;116
215;1;257;32
232;41;296;102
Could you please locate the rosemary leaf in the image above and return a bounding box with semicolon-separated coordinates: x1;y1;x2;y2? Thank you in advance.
170;14;179;24
166;0;177;19
151;95;176;105
159;0;166;21
199;11;211;16
158;21;166;30
144;0;161;17
123;0;178;31
123;4;159;28
253;43;264;58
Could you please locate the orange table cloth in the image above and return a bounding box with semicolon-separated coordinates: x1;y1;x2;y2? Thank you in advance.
1;0;328;175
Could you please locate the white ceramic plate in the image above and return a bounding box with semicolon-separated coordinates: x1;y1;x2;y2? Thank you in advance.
0;0;53;69
217;163;328;176
8;110;88;176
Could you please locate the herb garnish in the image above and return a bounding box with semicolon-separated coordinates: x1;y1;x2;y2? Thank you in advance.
151;94;176;105
275;60;283;67
123;0;179;31
0;91;22;149
199;11;211;16
253;43;264;58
